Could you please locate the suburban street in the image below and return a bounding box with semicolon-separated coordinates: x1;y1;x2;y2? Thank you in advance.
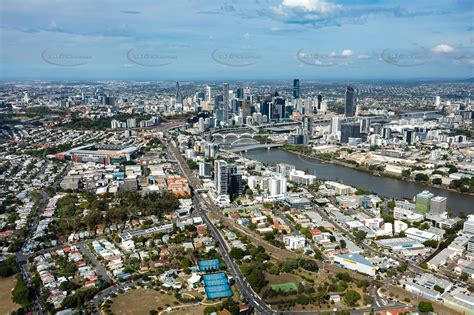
78;243;113;283
168;140;276;314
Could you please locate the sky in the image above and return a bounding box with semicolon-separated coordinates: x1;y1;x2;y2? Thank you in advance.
0;0;473;81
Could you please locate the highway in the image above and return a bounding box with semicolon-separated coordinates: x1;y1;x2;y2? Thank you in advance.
168;139;276;314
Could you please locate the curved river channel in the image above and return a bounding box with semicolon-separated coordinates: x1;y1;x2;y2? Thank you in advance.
245;149;474;215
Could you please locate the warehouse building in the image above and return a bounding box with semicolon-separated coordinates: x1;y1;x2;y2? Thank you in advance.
334;253;377;276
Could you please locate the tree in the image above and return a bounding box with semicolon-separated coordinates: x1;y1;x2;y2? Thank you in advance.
401;169;411;178
0;256;18;277
387;200;396;210
423;240;438;248
230;248;246;260
336;272;352;282
415;173;429;182
432;178;442;185
296;295;311;305
84;210;103;230
433;285;444;294
12;275;33;310
344;290;361;306
339;239;347;249
418;301;433;312
354;230;367;243
299;259;318;272
363;294;372;305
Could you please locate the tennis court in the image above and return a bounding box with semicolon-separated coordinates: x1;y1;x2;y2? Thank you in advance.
202;273;232;299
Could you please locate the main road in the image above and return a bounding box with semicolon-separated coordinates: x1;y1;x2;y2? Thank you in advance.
167;139;276;314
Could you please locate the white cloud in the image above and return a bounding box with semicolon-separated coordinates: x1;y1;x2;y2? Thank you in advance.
341;49;353;57
329;51;337;58
280;0;341;13
431;44;454;54
357;54;370;59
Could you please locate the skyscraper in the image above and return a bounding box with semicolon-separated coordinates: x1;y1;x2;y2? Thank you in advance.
330;116;340;135
241;100;251;118
236;87;243;99
302;116;312;135
176;81;183;104
360;118;371;134
214;160;228;196
404;129;416;145
317;94;323;110
205;85;212;102
345;86;356;117
293;79;300;99
223;83;229;123
340;122;363;143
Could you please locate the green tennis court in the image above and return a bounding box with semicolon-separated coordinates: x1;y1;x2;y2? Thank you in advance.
271;282;298;292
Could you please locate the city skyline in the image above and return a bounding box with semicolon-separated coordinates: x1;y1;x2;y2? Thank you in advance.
1;0;473;81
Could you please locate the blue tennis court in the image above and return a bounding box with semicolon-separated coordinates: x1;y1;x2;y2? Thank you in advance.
198;259;221;271
202;272;232;299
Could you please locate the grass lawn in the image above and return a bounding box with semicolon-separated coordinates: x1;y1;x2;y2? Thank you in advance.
0;275;20;314
266;272;302;287
271;282;298;292
168;304;213;315
110;288;179;315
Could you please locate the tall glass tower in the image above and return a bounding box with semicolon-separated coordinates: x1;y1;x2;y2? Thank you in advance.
345;86;355;117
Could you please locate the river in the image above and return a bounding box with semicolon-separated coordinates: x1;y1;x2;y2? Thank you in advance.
245;149;474;215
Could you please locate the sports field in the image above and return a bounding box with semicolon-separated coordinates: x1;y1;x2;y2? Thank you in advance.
271;282;298;292
0;275;20;314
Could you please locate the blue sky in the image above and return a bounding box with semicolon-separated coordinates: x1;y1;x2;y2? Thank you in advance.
0;0;472;80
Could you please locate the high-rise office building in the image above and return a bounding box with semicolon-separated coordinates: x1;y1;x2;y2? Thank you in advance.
241;100;251;118
415;190;434;213
360;118;371;134
273;96;286;120
382;127;392;139
302;116;312;135
404;129;416;145
317;94;323;110
236;87;243;99
205;85;212;102
340;122;363;143
223;83;230;123
260;100;271;118
268;176;287;197
293;79;300;99
229;173;244;198
330;116;341;135
214;160;228;196
176;81;183;104
429;196;447;216
199;161;211;177
345;86;356;117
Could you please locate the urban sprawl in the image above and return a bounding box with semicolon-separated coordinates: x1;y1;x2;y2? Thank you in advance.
0;80;473;315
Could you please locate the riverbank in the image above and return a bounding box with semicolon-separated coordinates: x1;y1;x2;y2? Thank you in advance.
246;148;473;214
281;146;474;197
